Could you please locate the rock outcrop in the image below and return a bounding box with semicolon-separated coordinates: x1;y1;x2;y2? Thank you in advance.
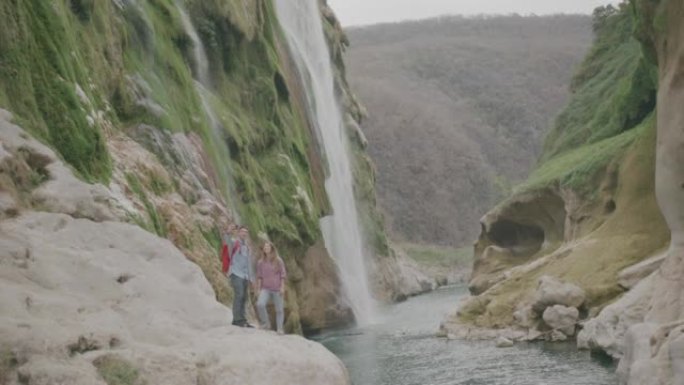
0;114;349;384
606;1;684;383
543;305;579;337
445;5;670;338
447;2;684;384
0;0;420;340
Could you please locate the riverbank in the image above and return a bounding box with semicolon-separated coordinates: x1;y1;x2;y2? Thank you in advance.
400;243;473;286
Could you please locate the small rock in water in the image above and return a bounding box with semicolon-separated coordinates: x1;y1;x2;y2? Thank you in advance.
550;330;568;342
496;337;514;348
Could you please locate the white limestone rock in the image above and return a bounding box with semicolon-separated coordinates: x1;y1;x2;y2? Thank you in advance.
0;109;124;222
531;275;586;314
495;337;514;348
577;273;655;358
542;305;579;336
617;253;666;289
0;212;349;385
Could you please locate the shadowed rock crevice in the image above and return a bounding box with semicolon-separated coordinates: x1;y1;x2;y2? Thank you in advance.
488;220;545;256
469;190;567;295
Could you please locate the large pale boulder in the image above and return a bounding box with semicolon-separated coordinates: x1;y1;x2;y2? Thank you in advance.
578;273;656;358
0;212;349;385
531;275;586;314
542;305;579;336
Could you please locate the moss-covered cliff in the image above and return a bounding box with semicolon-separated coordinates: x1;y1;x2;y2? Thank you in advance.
448;2;671;336
0;0;395;334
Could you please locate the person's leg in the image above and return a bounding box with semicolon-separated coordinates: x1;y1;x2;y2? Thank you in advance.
230;274;246;325
256;290;271;330
239;277;249;325
273;292;285;333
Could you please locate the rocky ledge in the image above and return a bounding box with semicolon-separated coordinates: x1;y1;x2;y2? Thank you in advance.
0;112;349;384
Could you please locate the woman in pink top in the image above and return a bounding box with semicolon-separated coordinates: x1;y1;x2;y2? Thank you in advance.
255;241;287;334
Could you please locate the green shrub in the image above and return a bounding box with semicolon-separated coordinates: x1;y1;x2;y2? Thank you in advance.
542;6;656;160
93;355;146;385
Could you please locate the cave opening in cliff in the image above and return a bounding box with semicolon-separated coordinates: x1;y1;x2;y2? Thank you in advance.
488;219;545;257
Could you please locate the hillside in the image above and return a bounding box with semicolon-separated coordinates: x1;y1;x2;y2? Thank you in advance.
345;15;594;246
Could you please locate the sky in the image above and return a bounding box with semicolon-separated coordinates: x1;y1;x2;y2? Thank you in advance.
327;0;617;27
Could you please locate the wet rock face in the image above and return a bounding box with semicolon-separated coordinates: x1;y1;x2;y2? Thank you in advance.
295;241;354;335
531;276;586;314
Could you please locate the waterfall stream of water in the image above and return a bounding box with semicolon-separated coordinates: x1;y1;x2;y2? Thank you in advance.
274;0;376;325
176;2;238;217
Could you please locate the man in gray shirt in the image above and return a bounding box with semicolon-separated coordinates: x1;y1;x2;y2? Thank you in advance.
229;225;255;327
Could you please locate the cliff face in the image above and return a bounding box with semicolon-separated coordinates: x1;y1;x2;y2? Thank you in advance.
0;0;396;382
0;0;406;335
605;0;684;383
448;1;684;382
445;3;670;338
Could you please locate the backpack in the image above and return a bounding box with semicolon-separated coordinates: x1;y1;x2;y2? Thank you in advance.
221;239;241;274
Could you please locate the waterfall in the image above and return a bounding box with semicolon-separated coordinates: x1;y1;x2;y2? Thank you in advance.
274;0;376;324
176;3;210;86
175;2;238;216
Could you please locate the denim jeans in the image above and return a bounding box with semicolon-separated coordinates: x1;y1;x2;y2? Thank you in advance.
230;274;249;325
256;289;284;332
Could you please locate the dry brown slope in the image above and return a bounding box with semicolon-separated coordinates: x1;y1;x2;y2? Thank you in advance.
345;15;593;246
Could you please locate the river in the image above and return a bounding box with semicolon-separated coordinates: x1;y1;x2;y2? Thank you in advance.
317;286;617;385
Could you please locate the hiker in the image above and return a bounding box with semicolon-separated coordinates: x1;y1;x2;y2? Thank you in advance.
256;241;287;334
229;226;255;328
221;223;238;275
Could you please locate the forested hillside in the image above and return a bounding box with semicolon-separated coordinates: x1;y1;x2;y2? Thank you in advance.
345;15;593;246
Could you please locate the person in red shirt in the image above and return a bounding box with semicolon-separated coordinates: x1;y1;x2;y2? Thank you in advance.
220;223;238;276
255;241;287;334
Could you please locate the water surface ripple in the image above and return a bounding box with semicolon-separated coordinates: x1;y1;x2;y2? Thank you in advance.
318;286;617;385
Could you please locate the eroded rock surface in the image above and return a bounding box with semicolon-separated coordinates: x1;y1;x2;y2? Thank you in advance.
0;213;349;385
0;110;349;384
543;305;579;336
614;1;684;383
531;276;586;314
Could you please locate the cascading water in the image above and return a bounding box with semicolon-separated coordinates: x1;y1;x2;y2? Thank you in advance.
274;0;376;324
176;2;238;216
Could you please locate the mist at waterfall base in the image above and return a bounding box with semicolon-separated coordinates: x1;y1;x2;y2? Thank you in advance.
274;0;376;325
318;286;617;385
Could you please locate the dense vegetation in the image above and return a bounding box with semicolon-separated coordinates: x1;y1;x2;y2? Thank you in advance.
529;2;657;192
344;15;593;246
0;0;392;332
0;0;329;253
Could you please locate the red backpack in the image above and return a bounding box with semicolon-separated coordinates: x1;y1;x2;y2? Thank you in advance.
221;239;241;274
